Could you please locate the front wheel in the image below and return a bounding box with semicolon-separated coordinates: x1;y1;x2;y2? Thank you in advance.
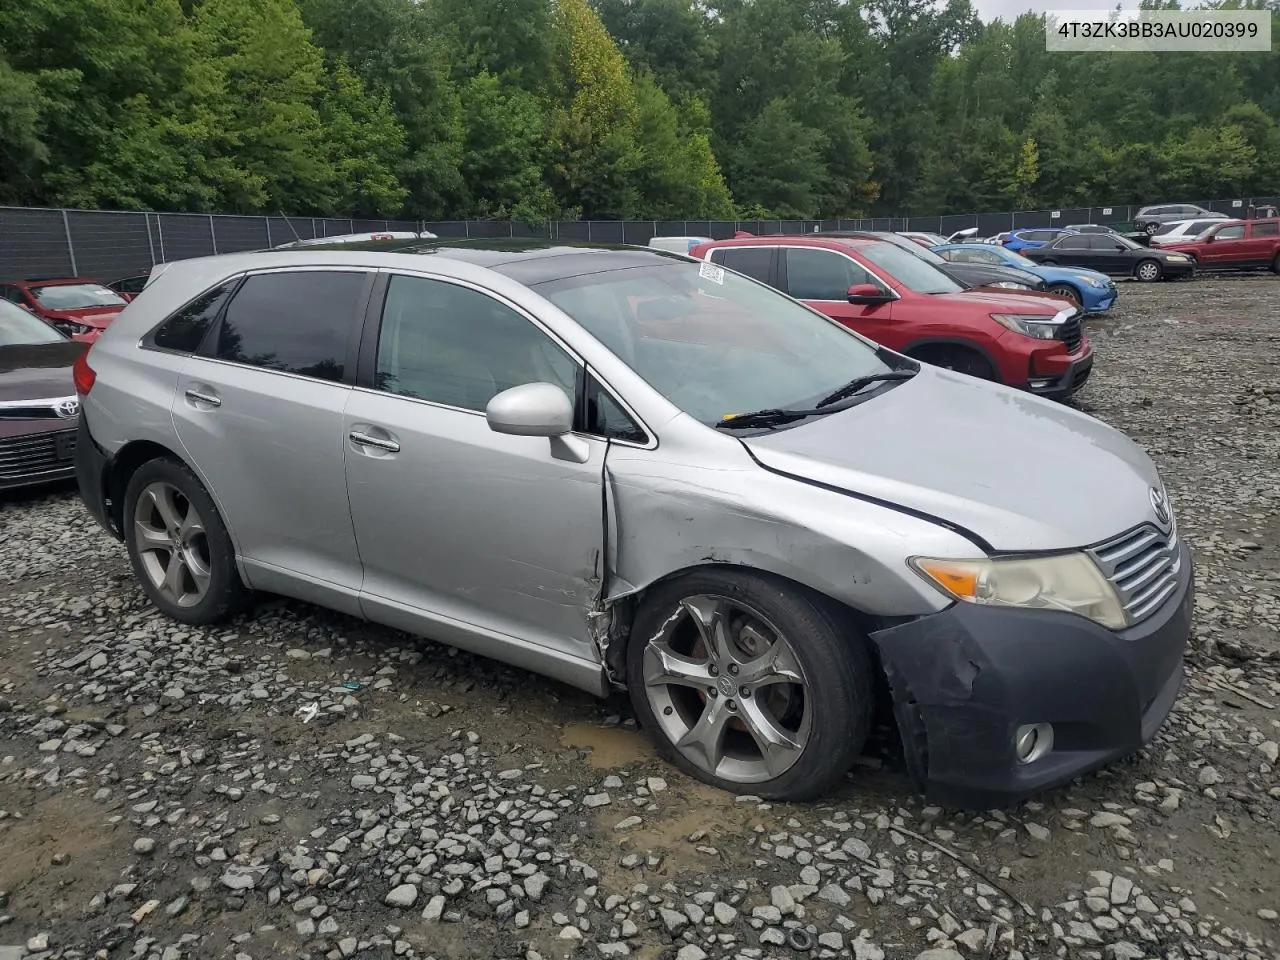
1144;222;1160;236
912;345;996;382
1135;259;1163;282
626;569;873;801
1046;283;1080;305
1271;252;1280;275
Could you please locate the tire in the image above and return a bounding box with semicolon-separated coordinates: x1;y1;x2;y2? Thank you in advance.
1143;222;1159;236
1135;259;1163;282
1272;252;1280;275
1039;259;1057;265
1045;282;1080;305
123;457;251;625
625;569;873;801
911;345;996;381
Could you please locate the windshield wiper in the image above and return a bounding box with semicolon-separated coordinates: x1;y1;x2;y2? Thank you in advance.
814;370;916;409
714;408;826;430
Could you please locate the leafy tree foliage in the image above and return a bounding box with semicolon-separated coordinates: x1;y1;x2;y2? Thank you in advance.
3;0;1279;220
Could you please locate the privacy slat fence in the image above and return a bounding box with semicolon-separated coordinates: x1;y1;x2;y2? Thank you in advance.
3;198;1278;280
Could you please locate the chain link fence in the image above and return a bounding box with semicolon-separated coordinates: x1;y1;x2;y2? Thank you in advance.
3;198;1278;279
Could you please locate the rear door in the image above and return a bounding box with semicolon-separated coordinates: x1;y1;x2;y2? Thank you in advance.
707;246;778;288
172;267;373;613
1044;234;1092;268
1244;220;1279;266
779;247;899;346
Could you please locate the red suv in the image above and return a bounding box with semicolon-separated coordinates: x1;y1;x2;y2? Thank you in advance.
0;277;128;342
689;237;1093;400
1162;218;1280;273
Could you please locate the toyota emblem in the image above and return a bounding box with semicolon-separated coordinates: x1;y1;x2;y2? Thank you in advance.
53;399;79;419
1149;485;1170;526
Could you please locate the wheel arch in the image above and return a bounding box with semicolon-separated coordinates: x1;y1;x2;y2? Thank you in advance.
901;338;1001;376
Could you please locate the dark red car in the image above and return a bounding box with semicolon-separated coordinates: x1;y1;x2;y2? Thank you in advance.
0;299;85;491
689;236;1093;400
0;277;129;342
1162;218;1280;273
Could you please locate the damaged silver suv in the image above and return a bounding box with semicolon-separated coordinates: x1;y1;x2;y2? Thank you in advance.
72;240;1193;807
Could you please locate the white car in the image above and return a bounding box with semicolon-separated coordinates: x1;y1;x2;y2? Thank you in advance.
647;236;714;255
273;231;436;249
1148;219;1236;247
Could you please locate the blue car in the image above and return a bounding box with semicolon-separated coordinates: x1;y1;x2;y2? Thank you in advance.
1001;228;1075;253
933;242;1118;314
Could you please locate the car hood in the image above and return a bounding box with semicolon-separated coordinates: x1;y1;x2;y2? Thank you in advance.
742;368;1161;552
1037;265;1111;284
0;340;84;401
928;289;1070;316
42;308;120;327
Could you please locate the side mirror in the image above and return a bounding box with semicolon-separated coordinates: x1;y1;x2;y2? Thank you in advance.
1204;234;1216;243
486;382;573;438
848;283;893;305
1115;243;1127;251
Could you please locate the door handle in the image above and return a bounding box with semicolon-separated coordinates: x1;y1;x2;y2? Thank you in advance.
184;388;221;407
349;430;400;453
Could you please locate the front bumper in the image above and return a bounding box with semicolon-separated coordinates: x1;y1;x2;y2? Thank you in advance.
870;540;1193;809
1081;286;1116;314
1027;349;1092;400
1160;259;1196;278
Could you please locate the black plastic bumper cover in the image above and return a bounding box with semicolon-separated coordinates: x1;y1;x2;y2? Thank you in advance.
74;414;119;539
870;541;1193;808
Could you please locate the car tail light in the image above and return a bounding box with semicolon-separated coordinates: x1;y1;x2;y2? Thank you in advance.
73;348;96;395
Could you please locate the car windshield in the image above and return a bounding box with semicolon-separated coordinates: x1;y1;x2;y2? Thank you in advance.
536;261;898;426
30;283;126;310
857;241;962;294
0;300;65;346
1111;235;1144;250
1153;223;1178;236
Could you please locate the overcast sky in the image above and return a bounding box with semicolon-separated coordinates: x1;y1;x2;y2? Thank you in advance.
970;0;1136;25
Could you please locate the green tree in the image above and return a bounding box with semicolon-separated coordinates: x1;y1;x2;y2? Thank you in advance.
319;59;409;216
458;72;559;220
730;99;826;219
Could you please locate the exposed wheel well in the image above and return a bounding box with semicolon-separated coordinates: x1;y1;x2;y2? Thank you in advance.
605;562;898;707
106;440;185;533
904;341;997;379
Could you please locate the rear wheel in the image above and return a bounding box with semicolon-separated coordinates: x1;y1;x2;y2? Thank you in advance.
910;345;996;382
1144;222;1160;236
1272;252;1280;275
626;569;873;801
1045;282;1081;305
124;458;251;625
1135;259;1162;282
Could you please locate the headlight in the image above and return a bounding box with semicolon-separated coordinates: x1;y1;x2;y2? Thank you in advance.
990;313;1063;340
1081;276;1107;289
1165;254;1189;262
990;281;1030;290
910;552;1127;629
52;319;93;336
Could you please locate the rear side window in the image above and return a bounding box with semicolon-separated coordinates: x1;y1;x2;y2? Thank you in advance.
709;247;773;283
1251;221;1279;237
150;281;237;353
214;271;368;383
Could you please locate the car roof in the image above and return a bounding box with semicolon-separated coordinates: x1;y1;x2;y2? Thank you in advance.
14;276;107;286
696;235;878;253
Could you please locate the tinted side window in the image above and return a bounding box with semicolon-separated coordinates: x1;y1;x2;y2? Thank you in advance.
713;247;773;283
215;271;367;382
1058;235;1090;249
1251;221;1278;237
1086;235;1118;249
0;286;22;303
785;249;871;300
1216;225;1245;240
151;281;236;353
585;372;647;443
375;275;578;412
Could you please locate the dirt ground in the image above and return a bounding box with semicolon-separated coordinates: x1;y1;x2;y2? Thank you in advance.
1;274;1278;960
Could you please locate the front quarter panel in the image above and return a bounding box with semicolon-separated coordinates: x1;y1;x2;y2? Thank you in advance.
602;419;973;618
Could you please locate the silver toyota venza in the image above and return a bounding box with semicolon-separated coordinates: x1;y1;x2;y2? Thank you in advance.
73;239;1193;806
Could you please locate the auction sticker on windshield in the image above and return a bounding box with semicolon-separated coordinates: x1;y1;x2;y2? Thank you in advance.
698;261;725;285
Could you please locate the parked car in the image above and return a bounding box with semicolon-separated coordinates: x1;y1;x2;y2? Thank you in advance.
898;231;947;248
1002;228;1074;253
1062;224;1124;236
692;236;1091;399
0;299;84;491
272;230;437;249
1147;219;1230;248
1021;232;1195;281
934;243;1117;314
1161;218;1280;273
106;273;153;301
1132;204;1227;236
648;236;714;255
73;239;1190;807
0;278;128;341
819;231;1047;292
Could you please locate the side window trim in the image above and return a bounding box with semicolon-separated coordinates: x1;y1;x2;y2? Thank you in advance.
195;266;376;386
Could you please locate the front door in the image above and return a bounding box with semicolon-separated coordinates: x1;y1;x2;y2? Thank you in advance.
171;268;374;613
781;247;898;347
1201;223;1246;266
343;272;607;668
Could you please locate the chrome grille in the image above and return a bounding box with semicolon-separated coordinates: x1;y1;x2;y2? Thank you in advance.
1056;312;1083;353
0;429;77;481
1089;522;1181;624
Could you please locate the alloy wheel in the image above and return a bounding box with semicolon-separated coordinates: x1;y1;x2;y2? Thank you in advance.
1136;261;1161;281
133;481;212;608
1047;284;1079;304
641;594;812;783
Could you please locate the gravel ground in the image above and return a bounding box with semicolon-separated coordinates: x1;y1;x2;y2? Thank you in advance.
1;275;1278;960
